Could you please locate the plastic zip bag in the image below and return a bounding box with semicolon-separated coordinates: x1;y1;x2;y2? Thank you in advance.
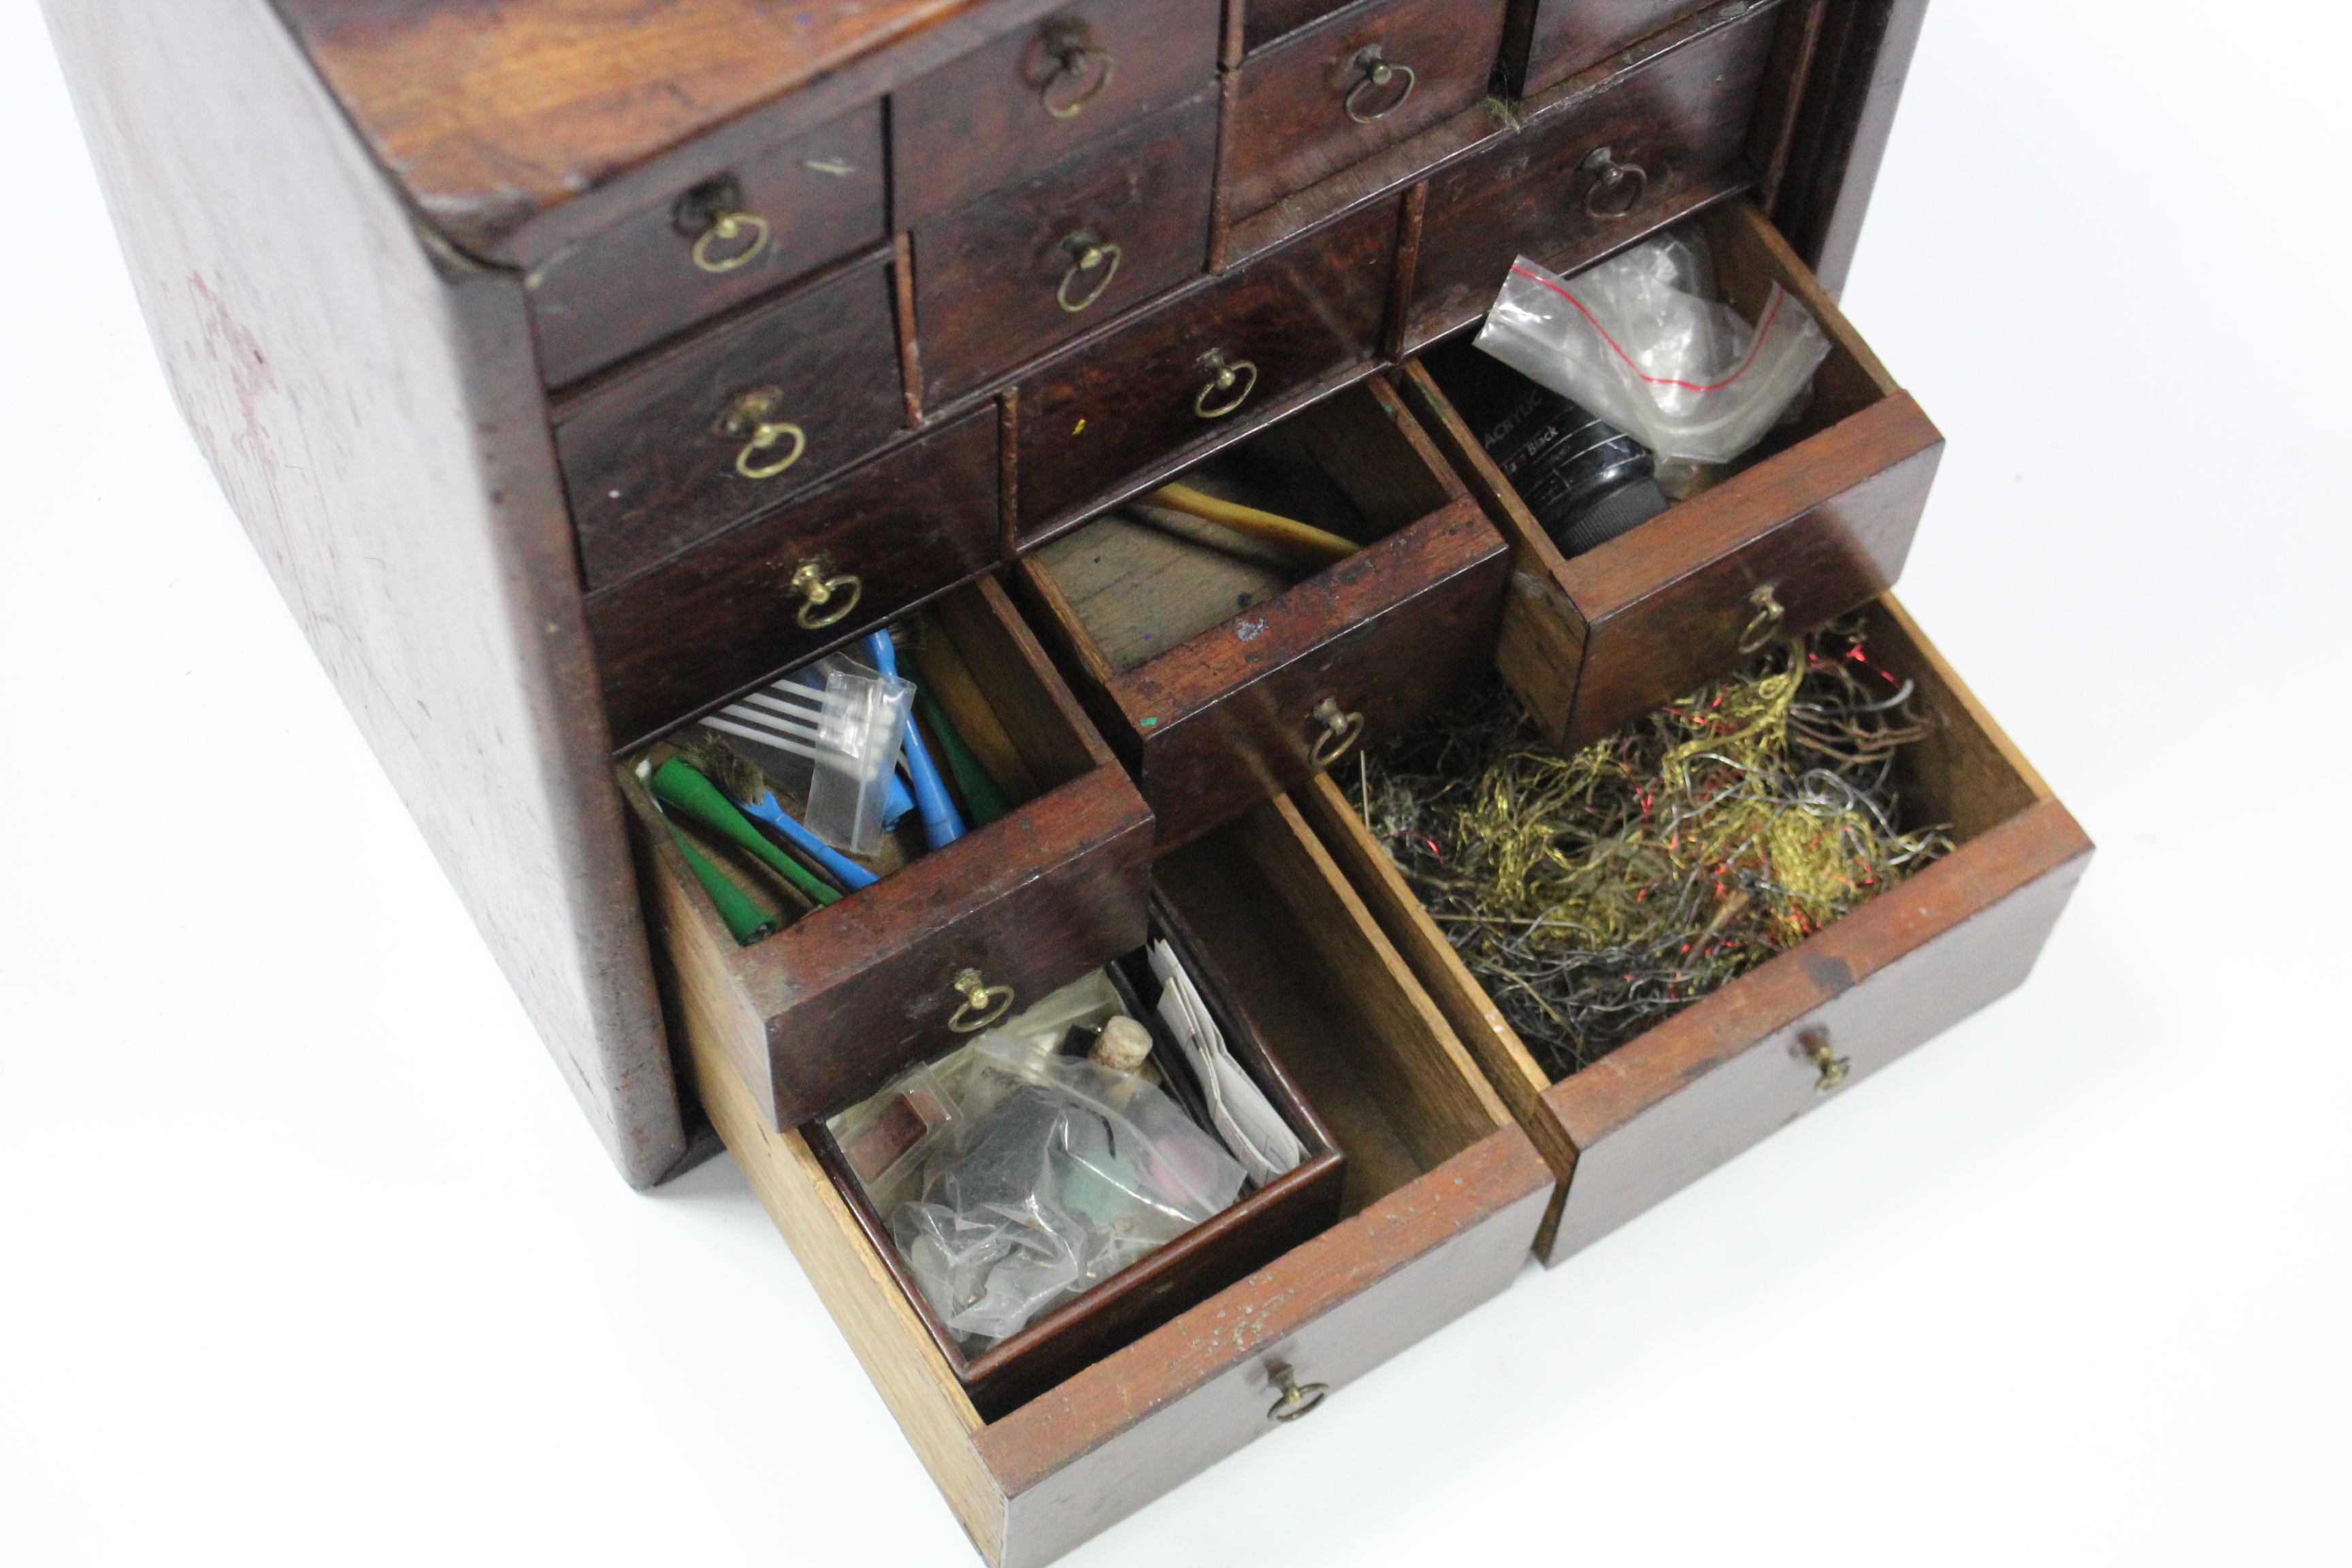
1148;939;1305;1185
1473;229;1830;466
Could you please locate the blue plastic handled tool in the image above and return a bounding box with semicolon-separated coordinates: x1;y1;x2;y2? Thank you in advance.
737;790;879;891
865;630;966;849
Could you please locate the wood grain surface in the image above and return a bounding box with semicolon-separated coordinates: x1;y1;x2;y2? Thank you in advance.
1502;0;1701;98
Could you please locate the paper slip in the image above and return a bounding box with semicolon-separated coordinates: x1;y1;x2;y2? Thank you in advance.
1149;939;1305;1185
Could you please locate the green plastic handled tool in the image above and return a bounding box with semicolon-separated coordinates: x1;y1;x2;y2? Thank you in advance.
651;757;843;908
664;824;780;946
917;686;1011;828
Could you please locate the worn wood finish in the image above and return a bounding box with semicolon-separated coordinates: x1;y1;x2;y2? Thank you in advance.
585;409;1000;749
1014;199;1399;529
1239;0;1360;54
526;100;887;390
1500;0;1703;99
1221;0;1512;224
1409;1;1780;347
557;250;904;587
892;0;1224;227
625;580;1154;1129
1766;0;1929;299
913;90;1220;404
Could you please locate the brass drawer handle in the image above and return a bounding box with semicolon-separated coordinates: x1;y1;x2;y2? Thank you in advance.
1343;44;1416;125
1309;698;1365;768
1801;1026;1851;1092
1057;233;1123;313
1735;583;1786;653
676;177;772;274
719;387;807;481
948;968;1016;1033
1267;1367;1330;1423
787;561;861;630
1580;146;1650;220
1038;19;1116;119
1194;348;1260;419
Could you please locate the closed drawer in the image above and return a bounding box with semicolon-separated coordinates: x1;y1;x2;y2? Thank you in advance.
1296;595;2094;1267
687;790;1553;1568
1224;0;1512;224
1014;378;1508;852
586;409;1000;751
526;101;887;390
622;578;1154;1130
914;90;1219;406
1403;200;1942;751
891;0;1222;228
1239;0;1363;54
1501;0;1705;98
557;250;904;589
1408;0;1780;348
1013;197;1401;536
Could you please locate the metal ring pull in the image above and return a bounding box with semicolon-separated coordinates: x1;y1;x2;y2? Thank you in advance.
1801;1027;1850;1092
786;561;861;630
947;968;1016;1034
1037;20;1116;119
1309;698;1365;768
1343;44;1417;125
1056;234;1123;313
1267;1367;1330;1423
1579;146;1650;220
719;387;806;481
1193;348;1260;420
676;176;773;274
1735;583;1786;653
691;210;772;273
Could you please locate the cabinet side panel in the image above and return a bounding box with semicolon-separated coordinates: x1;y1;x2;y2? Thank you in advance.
39;0;682;1184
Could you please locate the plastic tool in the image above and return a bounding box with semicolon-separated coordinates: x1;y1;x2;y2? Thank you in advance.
704;663;917;854
681;734;879;892
865;629;966;850
649;757;842;908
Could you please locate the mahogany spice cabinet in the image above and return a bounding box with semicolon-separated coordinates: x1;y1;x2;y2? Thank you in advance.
45;1;2084;1563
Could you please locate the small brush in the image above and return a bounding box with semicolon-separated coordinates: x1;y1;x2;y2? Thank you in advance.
649;757;843;908
679;733;879;892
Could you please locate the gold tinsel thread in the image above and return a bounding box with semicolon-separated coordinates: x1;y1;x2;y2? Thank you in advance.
1360;619;1953;1080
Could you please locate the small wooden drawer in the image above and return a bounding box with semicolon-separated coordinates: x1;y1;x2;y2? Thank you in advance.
556;249;904;589
526;101;887;390
809;893;1348;1422
1237;0;1365;56
913;90;1220;407
1407;0;1780;348
891;0;1222;229
585;409;1000;751
688;791;1554;1567
1013;378;1509;851
621;578;1154;1131
1403;199;1942;751
1296;595;2095;1267
1499;0;1702;99
1013;197;1401;536
1222;0;1513;225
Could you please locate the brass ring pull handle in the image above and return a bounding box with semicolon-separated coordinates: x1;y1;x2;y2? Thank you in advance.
1267;1367;1330;1424
947;968;1016;1034
1056;234;1123;313
1193;348;1260;420
719;388;806;481
1038;21;1116;119
1309;698;1365;769
1343;44;1417;125
1579;146;1650;220
1735;583;1786;653
786;561;861;630
1801;1027;1851;1092
676;177;772;274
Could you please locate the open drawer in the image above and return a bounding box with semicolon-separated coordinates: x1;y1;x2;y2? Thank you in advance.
1011;376;1509;851
687;791;1553;1567
619;578;1154;1130
1401;199;1944;751
1296;594;2094;1264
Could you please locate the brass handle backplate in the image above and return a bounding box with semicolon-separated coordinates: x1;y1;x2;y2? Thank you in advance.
1309;698;1365;768
676;176;772;274
1736;583;1786;653
719;387;807;481
1267;1366;1330;1423
1343;44;1416;124
1194;348;1260;420
787;561;861;630
1036;19;1116;118
947;968;1016;1033
1057;233;1123;313
1580;146;1650;219
1801;1027;1851;1092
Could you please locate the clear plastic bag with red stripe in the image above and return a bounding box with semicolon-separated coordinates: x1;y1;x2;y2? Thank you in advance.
1473;228;1829;466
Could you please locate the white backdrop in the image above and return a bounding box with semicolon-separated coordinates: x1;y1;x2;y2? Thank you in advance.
3;2;2345;1563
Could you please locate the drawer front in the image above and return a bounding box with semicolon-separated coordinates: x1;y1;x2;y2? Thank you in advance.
1240;0;1360;55
1225;0;1512;223
585;409;1000;750
1411;5;1776;344
557;251;904;589
892;0;1222;228
527;102;887;389
1125;500;1508;849
1516;0;1698;96
1014;199;1399;532
915;91;1220;406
